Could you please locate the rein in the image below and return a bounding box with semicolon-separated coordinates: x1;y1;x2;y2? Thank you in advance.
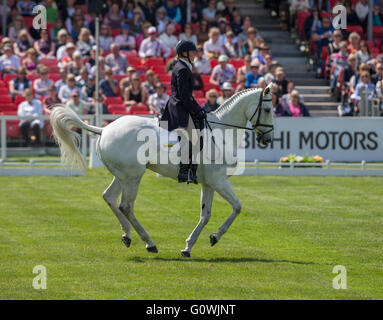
205;89;274;133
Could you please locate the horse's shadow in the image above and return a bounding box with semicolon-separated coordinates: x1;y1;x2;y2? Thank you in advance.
129;255;317;265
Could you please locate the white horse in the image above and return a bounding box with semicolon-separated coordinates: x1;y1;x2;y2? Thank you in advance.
50;83;274;257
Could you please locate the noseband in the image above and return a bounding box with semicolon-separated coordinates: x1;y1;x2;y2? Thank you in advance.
206;88;274;135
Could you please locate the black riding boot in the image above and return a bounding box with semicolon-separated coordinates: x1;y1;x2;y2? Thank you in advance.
190;164;198;184
178;163;190;183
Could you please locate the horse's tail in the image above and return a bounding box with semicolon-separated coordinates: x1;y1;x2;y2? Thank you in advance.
50;103;103;169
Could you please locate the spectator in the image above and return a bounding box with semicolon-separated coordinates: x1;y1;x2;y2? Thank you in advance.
281;82;305;110
115;24;136;51
155;7;168;35
210;54;236;87
9;67;31;99
343;54;358;86
148;82;169;115
252;43;270;65
159;24;179;50
372;62;383;84
264;61;281;84
34;29;56;58
0;44;20;75
66;89;88;115
237;16;252;43
17;0;36;16
43;84;61;115
202;0;218;25
355;0;369;31
373;4;383;26
345;2;360;26
189;0;203;24
34;66;54;98
70;15;85;42
311;16;333;62
9;16;26;43
237;55;252;83
76;67;89;90
90;56;106;79
218;82;234;104
99;24;114;51
14;29;33;59
356;41;372;65
245;60;262;88
203;27;224;59
197;20;210;45
330;41;349;93
163;0;182;25
282;90;310;117
272;85;285;117
139;0;157;25
289;0;310;30
223;31;241;59
45;0;59;24
55;68;67;93
51;18;65;42
88;92;110;127
275;67;289;95
217;17;229;45
81;74;96;103
235;75;247;93
194;44;212;75
77;28;94;58
22;48;38;75
58;73;80;103
105;3;124;29
223;0;238;23
17;88;43;147
354;71;375;105
59;42;76;69
347;32;361;54
67;51;84;77
139;27;171;59
100;67;118;97
349;63;370;94
179;22;198;46
230;10;243;36
328;29;343;56
142;69;157;95
106;44;129;75
123;73;149;108
202;89;220;112
56;29;69;54
303;6;322;41
241;27;257;56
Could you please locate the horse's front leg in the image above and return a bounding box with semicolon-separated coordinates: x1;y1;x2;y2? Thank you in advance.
181;184;214;257
209;179;241;247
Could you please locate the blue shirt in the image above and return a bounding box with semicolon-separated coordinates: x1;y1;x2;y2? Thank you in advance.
100;79;118;97
245;72;262;88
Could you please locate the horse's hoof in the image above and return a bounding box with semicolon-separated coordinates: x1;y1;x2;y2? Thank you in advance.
146;245;158;253
181;250;191;258
210;233;218;246
121;235;131;248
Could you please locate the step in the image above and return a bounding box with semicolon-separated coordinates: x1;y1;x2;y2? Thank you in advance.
309;110;339;117
295;85;331;94
291;78;329;86
284;71;317;78
301;93;338;103
274;57;307;65
305;101;339;110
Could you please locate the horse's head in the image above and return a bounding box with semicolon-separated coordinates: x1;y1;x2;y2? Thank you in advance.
247;83;274;146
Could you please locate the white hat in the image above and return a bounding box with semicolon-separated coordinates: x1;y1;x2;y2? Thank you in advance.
148;26;157;34
218;54;229;62
221;82;232;90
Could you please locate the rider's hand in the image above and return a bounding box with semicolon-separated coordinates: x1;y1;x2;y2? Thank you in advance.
197;109;207;120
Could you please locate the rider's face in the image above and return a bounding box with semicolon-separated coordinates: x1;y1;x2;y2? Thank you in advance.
188;51;197;61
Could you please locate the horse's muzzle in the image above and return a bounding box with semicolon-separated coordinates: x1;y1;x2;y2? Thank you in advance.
256;131;273;147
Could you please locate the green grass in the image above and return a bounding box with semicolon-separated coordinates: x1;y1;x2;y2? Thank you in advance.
0;169;382;299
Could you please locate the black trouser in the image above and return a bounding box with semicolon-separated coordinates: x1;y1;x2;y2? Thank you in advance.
20;122;41;145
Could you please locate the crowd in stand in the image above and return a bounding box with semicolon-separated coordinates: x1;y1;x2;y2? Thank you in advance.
0;0;313;146
282;0;383;116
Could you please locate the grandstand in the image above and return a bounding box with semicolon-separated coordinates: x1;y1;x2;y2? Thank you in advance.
0;0;382;148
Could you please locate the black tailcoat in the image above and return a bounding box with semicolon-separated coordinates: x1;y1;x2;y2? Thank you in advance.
161;59;201;131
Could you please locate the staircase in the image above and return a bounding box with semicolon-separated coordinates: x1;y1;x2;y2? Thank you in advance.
236;0;338;116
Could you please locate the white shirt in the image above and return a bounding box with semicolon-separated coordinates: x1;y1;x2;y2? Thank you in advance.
56;45;67;61
159;33;179;49
179;33;197;46
148;92;169;113
211;64;236;85
138;37;171;58
114;34;136;49
194;57;211;75
355;1;369;20
17;99;44;128
0;54;20;71
203;39;223;59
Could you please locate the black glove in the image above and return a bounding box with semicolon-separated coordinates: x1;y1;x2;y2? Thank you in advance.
197;109;207;120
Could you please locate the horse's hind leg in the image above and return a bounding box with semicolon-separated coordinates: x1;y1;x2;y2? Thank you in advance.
103;177;132;248
119;176;157;253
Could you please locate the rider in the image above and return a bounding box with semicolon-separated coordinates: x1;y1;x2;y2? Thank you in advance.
161;40;206;184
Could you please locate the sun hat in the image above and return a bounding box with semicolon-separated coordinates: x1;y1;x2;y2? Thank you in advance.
218;54;229;62
148;26;157;34
221;82;232;90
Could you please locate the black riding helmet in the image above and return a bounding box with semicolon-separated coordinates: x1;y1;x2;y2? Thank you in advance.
176;40;197;64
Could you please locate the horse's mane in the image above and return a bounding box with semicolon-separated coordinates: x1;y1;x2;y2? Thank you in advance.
212;87;261;117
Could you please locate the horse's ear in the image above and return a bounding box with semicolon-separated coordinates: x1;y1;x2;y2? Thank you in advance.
263;82;273;96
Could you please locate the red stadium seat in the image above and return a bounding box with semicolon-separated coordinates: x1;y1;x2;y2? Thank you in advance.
0;87;9;95
151;64;167;74
196;98;207;105
3;73;17;83
158;74;171;82
201;74;211;84
297;11;311;39
111;29;120;37
210;59;219;69
193;90;205;99
108;104;127;114
112;74;128;84
23;16;34;29
346;25;364;38
40;57;58;66
202;83;220;92
127;56;143;66
121;50;138;57
48;73;61;82
14;96;25;105
6;120;21;138
0;80;7;88
0;96;12;104
229;59;244;69
0;103;17;112
48;66;60;74
27;74;40;82
145;58;165;67
104;96;123;105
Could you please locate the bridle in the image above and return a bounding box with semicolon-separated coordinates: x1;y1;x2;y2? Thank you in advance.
206;88;274;136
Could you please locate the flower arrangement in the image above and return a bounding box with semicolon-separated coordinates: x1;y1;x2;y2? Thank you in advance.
280;153;324;164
